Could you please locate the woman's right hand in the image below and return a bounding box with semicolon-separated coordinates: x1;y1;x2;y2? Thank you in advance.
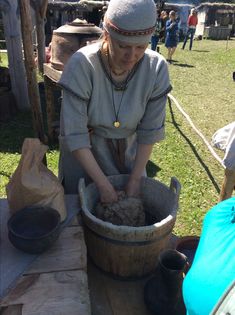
97;181;118;204
73;148;118;203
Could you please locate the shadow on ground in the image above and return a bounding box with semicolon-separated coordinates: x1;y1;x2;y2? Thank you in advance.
171;62;195;68
168;98;220;194
0;82;59;153
146;160;161;178
191;50;210;53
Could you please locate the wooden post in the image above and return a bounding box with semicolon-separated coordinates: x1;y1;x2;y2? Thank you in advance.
31;0;48;74
219;168;235;201
0;0;30;110
18;0;46;143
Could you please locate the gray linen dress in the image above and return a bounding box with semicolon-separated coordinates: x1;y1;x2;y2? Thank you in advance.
58;42;171;193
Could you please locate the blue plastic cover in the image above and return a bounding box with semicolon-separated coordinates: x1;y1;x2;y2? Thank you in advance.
183;197;235;315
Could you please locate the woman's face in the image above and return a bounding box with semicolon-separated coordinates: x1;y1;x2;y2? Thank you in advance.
106;34;148;71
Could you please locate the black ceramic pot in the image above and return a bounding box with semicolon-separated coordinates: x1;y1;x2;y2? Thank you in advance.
8;206;61;254
144;249;188;315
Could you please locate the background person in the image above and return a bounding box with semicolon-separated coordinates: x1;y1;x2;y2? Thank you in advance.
58;0;172;201
182;8;198;51
99;5;108;29
165;10;178;63
159;10;168;42
151;9;162;52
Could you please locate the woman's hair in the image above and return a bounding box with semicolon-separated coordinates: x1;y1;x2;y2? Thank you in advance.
169;10;176;17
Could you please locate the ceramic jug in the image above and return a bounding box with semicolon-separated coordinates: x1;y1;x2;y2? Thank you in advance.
144;249;188;315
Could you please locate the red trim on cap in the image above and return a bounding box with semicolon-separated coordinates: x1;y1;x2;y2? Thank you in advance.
105;18;155;36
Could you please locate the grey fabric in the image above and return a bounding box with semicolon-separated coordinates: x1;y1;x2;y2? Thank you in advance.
104;0;156;44
59;42;171;193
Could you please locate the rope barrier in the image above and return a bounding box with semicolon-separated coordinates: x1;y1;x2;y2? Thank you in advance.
168;93;225;168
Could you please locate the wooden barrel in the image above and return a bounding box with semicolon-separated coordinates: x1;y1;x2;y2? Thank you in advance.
79;175;181;278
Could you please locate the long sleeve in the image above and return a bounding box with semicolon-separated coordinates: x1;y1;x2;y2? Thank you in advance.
136;58;171;144
60;90;91;152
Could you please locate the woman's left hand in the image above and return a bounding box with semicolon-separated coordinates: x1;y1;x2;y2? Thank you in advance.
125;177;141;197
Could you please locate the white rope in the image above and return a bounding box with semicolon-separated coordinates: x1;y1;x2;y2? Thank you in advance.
168;93;225;168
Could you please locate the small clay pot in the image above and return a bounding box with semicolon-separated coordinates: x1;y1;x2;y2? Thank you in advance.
8;206;61;254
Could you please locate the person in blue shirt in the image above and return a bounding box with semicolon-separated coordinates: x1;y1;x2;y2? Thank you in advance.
165;10;178;63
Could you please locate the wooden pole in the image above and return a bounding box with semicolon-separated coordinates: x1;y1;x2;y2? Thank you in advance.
219;168;235;201
31;0;48;74
18;0;46;143
0;0;30;110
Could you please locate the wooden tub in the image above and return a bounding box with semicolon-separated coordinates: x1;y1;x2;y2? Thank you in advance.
79;175;181;279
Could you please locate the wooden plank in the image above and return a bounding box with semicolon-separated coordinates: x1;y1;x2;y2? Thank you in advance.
1;270;91;315
0;304;23;315
87;260;152;315
25;226;87;275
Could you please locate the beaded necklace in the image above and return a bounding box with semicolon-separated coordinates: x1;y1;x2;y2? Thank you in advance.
107;53;129;128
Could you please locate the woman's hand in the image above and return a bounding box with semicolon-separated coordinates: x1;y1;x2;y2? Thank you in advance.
73;148;118;203
98;181;118;203
125;177;141;197
125;143;153;197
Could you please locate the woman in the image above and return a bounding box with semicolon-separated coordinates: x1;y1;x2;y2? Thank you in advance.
165;10;178;63
58;0;172;202
182;8;198;51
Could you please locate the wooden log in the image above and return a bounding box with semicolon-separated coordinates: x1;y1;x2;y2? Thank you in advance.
18;0;46;143
31;0;48;74
0;0;30;110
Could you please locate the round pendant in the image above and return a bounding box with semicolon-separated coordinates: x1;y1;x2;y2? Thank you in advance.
114;121;120;128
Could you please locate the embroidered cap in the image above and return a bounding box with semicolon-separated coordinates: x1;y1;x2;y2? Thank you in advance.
103;0;156;44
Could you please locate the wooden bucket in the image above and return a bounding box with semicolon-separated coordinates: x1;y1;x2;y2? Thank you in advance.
79;175;181;278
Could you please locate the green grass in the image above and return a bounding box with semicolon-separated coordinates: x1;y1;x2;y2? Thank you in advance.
153;39;235;235
0;40;235;237
0;51;8;67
